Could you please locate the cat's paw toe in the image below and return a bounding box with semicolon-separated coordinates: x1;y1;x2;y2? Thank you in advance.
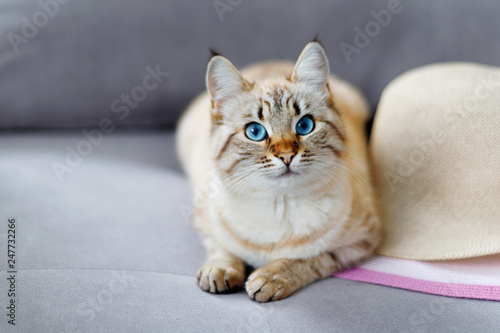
246;269;292;302
197;265;244;294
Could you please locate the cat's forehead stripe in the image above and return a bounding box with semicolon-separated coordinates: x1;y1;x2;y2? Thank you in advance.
253;99;268;123
260;87;296;117
262;99;272;116
293;100;300;116
257;106;264;121
271;87;285;109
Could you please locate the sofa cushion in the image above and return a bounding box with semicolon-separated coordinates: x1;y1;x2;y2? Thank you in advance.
0;131;498;332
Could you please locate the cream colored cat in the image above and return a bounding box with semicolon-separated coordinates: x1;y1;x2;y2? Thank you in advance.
176;42;381;302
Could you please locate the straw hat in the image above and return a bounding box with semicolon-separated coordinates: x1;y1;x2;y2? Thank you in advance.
371;62;500;260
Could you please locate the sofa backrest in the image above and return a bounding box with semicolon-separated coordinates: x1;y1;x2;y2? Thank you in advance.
1;0;500;129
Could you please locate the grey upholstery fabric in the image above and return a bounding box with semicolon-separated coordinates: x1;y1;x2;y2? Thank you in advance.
1;132;499;332
1;0;500;128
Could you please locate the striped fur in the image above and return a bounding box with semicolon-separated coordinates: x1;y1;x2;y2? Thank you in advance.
176;42;381;302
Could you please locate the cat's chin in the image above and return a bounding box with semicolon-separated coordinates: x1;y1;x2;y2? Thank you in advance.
267;168;302;185
266;170;311;191
276;169;298;178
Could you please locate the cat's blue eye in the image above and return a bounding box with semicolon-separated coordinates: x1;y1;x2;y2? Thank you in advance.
296;116;315;135
245;122;267;141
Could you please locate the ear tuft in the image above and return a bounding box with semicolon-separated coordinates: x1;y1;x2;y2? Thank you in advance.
311;34;321;44
291;42;330;89
209;48;221;58
206;56;250;103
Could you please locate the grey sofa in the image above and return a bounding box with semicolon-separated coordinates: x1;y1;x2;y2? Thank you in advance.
1;1;499;332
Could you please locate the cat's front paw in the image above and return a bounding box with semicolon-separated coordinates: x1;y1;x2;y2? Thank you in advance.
197;264;245;294
245;263;296;302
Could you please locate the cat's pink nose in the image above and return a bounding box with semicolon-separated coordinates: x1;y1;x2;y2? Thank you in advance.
276;151;295;166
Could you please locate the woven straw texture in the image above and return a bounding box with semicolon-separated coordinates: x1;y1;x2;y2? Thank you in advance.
371;62;500;260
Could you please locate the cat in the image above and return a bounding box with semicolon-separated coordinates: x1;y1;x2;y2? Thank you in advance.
176;41;381;302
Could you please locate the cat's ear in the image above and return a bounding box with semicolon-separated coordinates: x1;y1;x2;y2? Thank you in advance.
291;42;330;89
206;56;252;103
